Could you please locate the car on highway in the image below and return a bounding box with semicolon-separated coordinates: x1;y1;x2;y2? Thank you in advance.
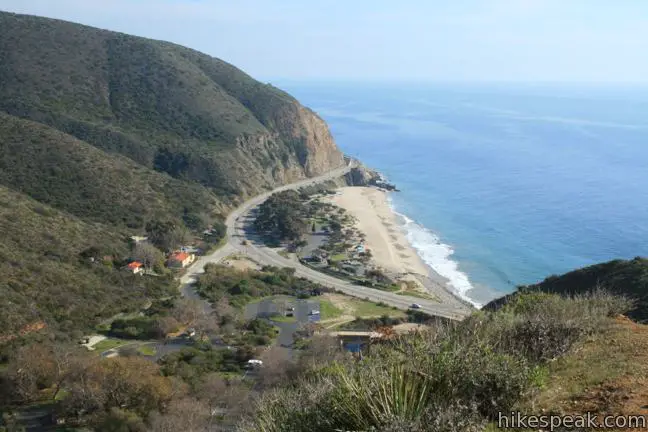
410;303;422;309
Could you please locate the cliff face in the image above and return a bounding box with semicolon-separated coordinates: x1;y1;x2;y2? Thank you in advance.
0;11;345;206
290;106;345;176
344;165;381;186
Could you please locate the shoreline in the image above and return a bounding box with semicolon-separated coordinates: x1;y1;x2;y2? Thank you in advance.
323;186;475;307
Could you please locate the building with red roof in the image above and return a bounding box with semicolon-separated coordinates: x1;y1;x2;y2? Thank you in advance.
126;261;144;274
166;251;196;268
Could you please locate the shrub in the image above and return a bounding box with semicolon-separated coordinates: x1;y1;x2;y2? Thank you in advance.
241;292;631;431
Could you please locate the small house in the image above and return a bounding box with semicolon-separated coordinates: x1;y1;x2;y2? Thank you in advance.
167;251;195;268
126;261;144;274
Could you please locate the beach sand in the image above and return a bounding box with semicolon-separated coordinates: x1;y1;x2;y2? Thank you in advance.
323;187;429;277
322;187;475;309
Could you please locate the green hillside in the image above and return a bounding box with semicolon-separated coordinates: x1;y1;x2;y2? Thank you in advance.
0;11;343;202
0;11;343;342
485;257;648;322
0;185;177;340
0;112;219;229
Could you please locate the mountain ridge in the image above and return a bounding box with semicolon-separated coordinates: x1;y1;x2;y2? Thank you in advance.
0;11;344;208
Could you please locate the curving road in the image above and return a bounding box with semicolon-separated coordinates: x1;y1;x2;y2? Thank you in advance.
180;161;472;321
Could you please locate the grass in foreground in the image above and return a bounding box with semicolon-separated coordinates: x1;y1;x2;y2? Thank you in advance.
396;290;437;301
531;315;648;416
349;299;406;318
319;299;344;320
270;314;297;323
137;344;157;356
92;338;129;352
329;254;347;263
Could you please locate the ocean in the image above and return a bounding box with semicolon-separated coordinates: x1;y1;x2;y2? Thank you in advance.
280;82;648;306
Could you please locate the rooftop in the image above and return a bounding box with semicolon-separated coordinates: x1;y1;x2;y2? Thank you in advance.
169;251;190;261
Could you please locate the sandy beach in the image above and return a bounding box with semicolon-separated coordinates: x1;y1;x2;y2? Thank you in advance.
324;187;429;276
322;187;474;307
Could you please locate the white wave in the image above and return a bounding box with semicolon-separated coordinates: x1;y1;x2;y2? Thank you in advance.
388;199;481;307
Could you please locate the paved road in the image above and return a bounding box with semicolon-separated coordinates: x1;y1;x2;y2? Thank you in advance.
180;161;472;321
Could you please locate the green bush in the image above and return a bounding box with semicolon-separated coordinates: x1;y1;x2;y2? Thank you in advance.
109;317;159;339
242;292;629;431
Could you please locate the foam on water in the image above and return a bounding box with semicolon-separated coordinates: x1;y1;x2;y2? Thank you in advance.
388;198;482;307
281;82;648;306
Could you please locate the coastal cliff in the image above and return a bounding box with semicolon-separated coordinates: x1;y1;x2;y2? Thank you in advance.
0;11;344;206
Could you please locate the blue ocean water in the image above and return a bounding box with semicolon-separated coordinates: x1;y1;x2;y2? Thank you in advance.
281;82;648;305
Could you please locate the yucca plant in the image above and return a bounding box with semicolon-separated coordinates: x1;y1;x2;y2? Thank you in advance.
328;361;434;430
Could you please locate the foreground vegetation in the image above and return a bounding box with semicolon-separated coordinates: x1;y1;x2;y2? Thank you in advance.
243;291;633;432
1;276;644;431
493;257;648;323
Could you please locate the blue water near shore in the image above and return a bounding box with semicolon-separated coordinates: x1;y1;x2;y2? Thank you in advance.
280;82;648;305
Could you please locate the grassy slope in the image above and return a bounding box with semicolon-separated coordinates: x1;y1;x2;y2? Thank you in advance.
486;258;648;323
0;185;176;339
527;316;648;429
0;112;219;228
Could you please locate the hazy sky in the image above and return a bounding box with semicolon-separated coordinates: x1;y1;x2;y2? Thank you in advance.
1;0;647;83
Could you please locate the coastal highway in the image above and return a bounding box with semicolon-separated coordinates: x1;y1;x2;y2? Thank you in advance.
180;161;472;321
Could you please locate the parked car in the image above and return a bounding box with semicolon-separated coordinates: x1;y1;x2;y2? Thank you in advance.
410;303;422;309
245;359;263;369
309;310;320;316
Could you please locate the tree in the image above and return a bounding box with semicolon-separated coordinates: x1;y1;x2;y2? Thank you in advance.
194;373;228;414
257;347;294;390
145;221;191;251
172;298;204;328
168;225;192;251
132;243;164;270
60;357;174;423
6;344;53;403
296;335;345;372
215;297;235;321
51;344;87;401
95;407;147;432
153;316;181;339
294;239;308;250
5;343;86;403
145;220;176;250
148;397;209;432
172;299;218;339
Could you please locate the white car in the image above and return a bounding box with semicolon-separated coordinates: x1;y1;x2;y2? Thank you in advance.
245;359;263;369
410;303;422;309
309;310;320;316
